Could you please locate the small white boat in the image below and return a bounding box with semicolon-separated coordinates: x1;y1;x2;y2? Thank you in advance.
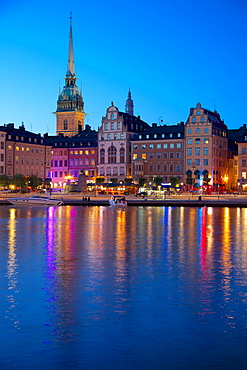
109;196;127;208
7;195;64;206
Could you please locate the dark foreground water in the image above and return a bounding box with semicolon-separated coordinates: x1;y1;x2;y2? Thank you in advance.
1;205;247;369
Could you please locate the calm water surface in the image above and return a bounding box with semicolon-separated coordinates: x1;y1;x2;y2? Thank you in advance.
1;205;247;369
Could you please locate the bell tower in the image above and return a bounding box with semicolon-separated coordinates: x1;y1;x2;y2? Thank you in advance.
55;13;86;137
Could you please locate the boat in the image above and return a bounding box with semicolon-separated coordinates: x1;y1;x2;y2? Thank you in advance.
7;195;64;206
109;196;127;208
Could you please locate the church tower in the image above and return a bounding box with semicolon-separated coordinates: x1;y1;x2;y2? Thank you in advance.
125;88;134;116
55;14;86;137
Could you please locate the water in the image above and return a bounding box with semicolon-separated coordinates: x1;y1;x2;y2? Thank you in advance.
1;205;247;369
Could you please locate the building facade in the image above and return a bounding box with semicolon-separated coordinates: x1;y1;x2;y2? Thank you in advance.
55;16;86;137
0;123;52;180
131;122;185;185
97;94;150;182
46;125;97;188
185;103;229;190
0;130;6;175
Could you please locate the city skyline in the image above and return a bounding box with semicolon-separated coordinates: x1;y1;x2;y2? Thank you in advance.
0;0;247;135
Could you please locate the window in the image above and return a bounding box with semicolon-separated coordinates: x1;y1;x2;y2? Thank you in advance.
146;135;149;139
204;138;209;144
142;144;146;149
120;167;125;175
242;159;247;167
149;144;154;149
111;113;114;120
101;135;104;140
242;148;247;154
170;152;174;159
100;148;105;164
195;148;200;155
100;168;105;176
108;146;116;163
157;164;161;172
203;147;209;155
201;117;205;122
133;154;137;160
195;159;200;166
176;143;181;148
204;127;209;133
157;144;161;149
133;144;138;149
163;144;168;148
154;134;157;139
163;153;168;159
192;117;196;123
176;152;181;158
163;164;168;172
113;167;118;175
114;133;118;140
156;153;161;159
196;128;201;134
120;133;125;139
203;159;208;166
1;142;4;149
149;153;154;159
187;148;192;156
176;164;181;172
107;134;111;140
141;154;146;159
188;128;192;134
170;165;174;172
187;159;192;166
170;143;174;148
120;148;125;163
111;123;114;130
63;120;68;130
117;122;121;129
149;164;154;172
195;138;200;144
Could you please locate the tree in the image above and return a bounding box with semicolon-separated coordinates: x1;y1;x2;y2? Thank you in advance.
153;177;162;187
28;175;42;190
11;174;26;191
0;174;10;188
139;178;147;187
170;177;180;188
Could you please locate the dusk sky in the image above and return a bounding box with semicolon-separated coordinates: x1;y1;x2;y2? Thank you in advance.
1;0;247;135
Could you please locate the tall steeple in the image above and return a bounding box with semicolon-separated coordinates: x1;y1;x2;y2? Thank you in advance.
66;13;75;82
55;13;86;137
125;88;134;116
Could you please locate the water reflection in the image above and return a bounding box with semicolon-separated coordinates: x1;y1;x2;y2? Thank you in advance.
5;208;20;330
3;205;247;368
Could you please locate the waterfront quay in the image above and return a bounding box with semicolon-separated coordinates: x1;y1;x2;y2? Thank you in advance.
1;192;247;207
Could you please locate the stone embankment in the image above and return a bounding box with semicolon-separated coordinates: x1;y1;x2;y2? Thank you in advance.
1;193;247;207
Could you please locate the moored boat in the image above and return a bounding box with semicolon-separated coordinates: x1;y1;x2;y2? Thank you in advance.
7;195;64;206
109;196;127;208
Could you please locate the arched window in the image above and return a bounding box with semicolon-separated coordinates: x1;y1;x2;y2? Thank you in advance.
100;148;105;164
63;120;68;130
120;148;125;163
108;145;116;163
113;167;118;175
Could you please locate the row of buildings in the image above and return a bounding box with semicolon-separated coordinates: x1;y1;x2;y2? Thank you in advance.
1;17;247;192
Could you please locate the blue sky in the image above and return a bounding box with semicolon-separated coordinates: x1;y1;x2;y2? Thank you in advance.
0;0;247;135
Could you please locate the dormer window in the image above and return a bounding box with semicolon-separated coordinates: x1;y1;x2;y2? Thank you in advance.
111;113;114;120
154;134;157;138
196;111;201;115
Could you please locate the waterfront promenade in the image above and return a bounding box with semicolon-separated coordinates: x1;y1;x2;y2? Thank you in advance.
1;192;247;207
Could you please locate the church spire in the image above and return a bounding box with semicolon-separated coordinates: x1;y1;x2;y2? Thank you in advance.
55;14;86;137
67;12;75;78
125;88;134;116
